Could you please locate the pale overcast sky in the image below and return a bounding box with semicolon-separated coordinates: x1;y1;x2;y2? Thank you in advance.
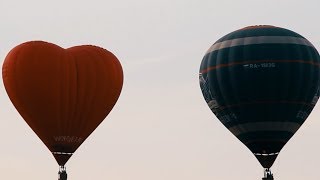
0;0;320;180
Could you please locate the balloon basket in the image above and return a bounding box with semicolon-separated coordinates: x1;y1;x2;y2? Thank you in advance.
262;168;274;180
58;166;67;180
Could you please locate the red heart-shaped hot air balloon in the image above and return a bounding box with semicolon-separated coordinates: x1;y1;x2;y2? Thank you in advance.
2;41;123;173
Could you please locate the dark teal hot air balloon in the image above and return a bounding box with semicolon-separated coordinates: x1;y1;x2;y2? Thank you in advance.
199;25;320;179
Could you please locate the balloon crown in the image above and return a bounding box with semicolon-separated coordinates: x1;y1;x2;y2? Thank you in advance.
241;25;277;30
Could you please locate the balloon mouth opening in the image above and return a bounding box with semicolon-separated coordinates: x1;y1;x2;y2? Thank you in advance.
52;152;74;166
254;152;279;168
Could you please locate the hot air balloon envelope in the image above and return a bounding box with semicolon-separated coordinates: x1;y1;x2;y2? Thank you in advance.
199;25;320;168
3;41;123;166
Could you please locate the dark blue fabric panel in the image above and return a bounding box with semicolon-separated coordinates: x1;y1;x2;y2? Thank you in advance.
237;131;293;152
201;44;319;70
